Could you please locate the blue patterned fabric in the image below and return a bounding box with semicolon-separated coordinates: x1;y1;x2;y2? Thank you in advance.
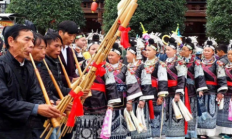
217;97;232;128
150;100;167;137
197;94;217;131
166;97;185;138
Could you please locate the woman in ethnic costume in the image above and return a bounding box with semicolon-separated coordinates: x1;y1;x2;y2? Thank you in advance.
75;42;119;139
181;37;208;139
104;43;143;139
126;38;153;139
164;37;188;139
197;38;228;139
136;40;168;138
216;43;232;139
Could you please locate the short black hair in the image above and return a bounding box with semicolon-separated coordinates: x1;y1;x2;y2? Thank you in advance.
44;32;63;46
57;20;79;34
34;33;47;47
4;24;32;49
217;43;228;53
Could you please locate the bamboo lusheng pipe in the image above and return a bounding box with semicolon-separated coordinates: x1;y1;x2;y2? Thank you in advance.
29;54;60;128
43;59;64;99
58;56;72;88
70;0;133;90
71;47;83;75
41;96;70;138
43;59;73;129
44;0;138;138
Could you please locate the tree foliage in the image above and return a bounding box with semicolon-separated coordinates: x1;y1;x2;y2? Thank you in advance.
6;0;85;34
103;0;187;36
206;0;232;42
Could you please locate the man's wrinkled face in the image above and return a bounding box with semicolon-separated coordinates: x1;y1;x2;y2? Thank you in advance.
8;30;34;59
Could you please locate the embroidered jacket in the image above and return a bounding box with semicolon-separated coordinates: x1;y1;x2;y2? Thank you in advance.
201;57;228;94
136;57;168;100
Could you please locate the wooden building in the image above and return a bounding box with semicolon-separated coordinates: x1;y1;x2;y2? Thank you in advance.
81;0;104;33
184;0;206;44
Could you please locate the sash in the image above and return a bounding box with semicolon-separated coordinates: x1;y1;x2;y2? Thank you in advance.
225;68;232;81
187;63;195;80
113;71;125;84
167;64;178;80
202;64;217;82
91;83;106;93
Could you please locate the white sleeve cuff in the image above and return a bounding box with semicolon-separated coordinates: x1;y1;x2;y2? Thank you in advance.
158;91;169;97
176;89;184;95
196;86;208;92
139;95;154;101
108;98;121;105
217;86;228;93
127;92;143;101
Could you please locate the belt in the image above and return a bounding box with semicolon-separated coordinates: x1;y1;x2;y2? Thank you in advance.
168;80;177;87
206;81;217;86
152;79;158;87
91;83;106;93
227;81;232;86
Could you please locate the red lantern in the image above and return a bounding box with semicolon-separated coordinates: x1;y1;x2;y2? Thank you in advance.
91;0;98;13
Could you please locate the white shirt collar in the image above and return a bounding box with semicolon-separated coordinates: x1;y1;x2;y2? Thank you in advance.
19;59;25;66
61;45;69;64
62;45;68;50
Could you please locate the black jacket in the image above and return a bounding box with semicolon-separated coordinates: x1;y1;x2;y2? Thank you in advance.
39;55;71;101
0;51;44;138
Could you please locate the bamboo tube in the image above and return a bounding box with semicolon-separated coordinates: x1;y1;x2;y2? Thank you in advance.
40;123;50;138
43;59;74;131
43;59;64;99
71;47;82;75
45;128;54;139
58;56;72;88
29;54;60;128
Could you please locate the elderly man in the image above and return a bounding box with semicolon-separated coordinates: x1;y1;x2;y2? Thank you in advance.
0;24;61;139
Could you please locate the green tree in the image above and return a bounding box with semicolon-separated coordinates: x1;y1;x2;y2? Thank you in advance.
103;0;187;36
206;0;232;42
6;0;85;35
